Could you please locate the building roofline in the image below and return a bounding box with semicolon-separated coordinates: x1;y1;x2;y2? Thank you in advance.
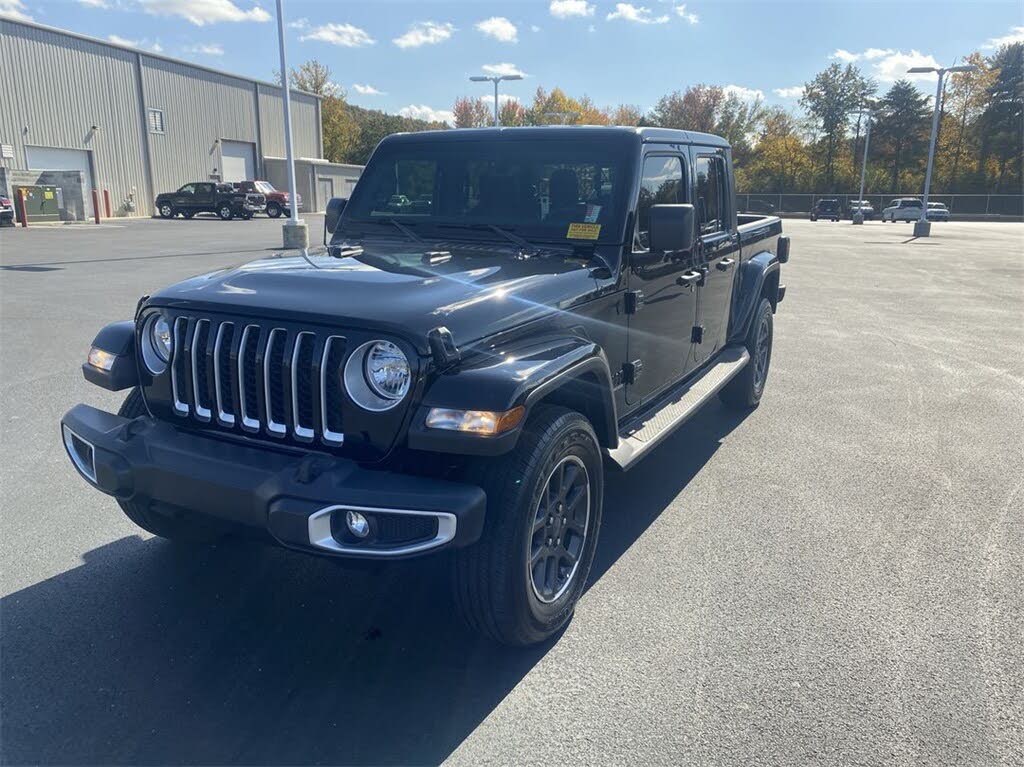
0;15;322;99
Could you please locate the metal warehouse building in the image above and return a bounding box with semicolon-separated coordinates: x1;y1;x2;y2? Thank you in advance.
0;18;361;220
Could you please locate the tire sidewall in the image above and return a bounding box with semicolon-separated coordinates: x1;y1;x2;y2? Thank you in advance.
267;203;282;218
750;299;774;403
159;204;173;218
218;205;233;220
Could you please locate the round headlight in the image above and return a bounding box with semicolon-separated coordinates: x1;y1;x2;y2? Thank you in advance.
343;340;411;411
150;316;172;362
364;341;410;401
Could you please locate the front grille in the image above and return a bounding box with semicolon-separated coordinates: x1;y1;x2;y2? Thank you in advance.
169;316;347;445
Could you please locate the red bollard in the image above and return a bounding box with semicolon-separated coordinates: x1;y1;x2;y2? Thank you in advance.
103;189;112;218
91;189;101;224
17;189;28;227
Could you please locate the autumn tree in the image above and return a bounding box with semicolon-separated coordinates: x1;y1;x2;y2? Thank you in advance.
453;96;492;128
499;99;528;127
610;104;643;126
977;42;1024;191
873;79;931;190
801;63;873;190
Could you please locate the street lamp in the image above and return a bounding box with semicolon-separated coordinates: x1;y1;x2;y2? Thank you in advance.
469;74;523;127
852;108;873;225
907;63;978;236
275;0;306;248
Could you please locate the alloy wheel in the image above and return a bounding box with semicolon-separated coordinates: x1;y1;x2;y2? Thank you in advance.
529;455;590;604
753;315;771;391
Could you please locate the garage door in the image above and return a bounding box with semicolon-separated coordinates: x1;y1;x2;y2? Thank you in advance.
25;146;95;218
221;141;255;182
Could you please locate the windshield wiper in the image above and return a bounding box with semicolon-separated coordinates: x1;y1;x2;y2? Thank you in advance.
380;217;425;244
437;223;540;254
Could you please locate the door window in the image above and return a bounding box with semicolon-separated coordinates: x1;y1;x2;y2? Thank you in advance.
634;155;685;250
177;184;195;195
695;155;727;235
195;183;215;197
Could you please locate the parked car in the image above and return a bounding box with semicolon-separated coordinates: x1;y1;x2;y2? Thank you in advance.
744;199;776;215
0;194;13;226
234;180;302;218
926;202;951;221
63;127;788;646
810;198;841;221
848;199;874;219
155;182;264;221
882;198;923;222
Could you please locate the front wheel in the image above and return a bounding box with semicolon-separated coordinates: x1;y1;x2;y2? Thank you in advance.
454;405;603;646
218;204;233;221
266;202;282;218
720;297;774;410
158;203;174;219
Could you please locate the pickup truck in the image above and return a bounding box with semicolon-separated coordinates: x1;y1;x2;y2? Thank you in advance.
155;182;264;221
63;127;788;646
233;180;302;218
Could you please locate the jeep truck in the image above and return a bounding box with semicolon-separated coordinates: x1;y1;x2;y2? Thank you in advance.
63;127;788;646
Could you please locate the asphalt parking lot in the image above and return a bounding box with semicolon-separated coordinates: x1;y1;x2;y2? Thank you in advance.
1;215;1022;765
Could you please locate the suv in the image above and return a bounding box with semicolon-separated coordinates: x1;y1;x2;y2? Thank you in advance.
882;198;923;222
62;128;788;646
0;193;13;226
926;202;950;221
234;180;302;218
155;182;264;221
810;198;841;221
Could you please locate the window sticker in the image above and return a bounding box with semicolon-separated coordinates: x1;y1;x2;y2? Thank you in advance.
584;204;601;223
567;222;601;240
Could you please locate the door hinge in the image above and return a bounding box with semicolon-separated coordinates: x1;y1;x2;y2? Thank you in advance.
621;360;643;386
691;325;704;344
624;290;645;315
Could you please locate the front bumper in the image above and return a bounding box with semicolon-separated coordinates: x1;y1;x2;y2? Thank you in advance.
61;404;486;558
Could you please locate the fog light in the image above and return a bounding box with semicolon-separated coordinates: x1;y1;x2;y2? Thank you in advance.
345;510;370;538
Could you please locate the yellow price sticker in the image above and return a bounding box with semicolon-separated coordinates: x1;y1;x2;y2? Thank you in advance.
566;222;601;240
44;191;54;200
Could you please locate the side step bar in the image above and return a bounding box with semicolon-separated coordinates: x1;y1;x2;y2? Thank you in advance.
606;345;749;470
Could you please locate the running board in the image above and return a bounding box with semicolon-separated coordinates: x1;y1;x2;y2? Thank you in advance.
606;345;749;470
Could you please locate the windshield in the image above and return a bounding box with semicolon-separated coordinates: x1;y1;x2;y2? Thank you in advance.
341;138;636;244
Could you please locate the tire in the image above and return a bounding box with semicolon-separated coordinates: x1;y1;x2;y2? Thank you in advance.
720;297;774;410
158;203;174;219
810;215;817;221
454;405;603;646
183;211;195;220
241;211;253;220
114;389;224;543
267;202;282;218
218;204;233;221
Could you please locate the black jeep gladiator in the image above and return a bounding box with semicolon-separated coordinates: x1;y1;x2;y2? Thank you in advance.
63;127;788;646
155;182;264;221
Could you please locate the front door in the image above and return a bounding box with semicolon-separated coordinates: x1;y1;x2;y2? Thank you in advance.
173;184;196;211
625;152;699;406
692;149;740;361
192;183;216;212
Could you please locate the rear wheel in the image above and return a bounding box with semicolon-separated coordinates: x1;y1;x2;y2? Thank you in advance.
182;211;195;220
454;405;603;646
720;297;773;410
114;389;224;543
267;202;282;218
218;204;233;221
158;203;174;218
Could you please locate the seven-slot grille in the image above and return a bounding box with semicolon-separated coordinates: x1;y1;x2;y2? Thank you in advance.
168;316;347;445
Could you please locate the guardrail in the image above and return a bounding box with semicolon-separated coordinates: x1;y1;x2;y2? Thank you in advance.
737;193;1024;218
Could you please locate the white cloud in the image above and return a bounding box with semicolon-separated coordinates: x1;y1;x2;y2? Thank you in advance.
588;24;596;33
550;0;594;18
352;83;384;95
774;85;804;99
399;104;455;125
530;24;541;32
301;23;375;48
873;49;942;82
831;48;860;63
150;41;164;52
497;93;519;105
287;17;308;30
139;0;270;26
108;34;139;46
482;62;527;77
476;16;517;43
185;42;225;55
723;84;764;101
862;47;894;59
607;3;669;24
674;4;698;24
393;21;456;48
983;25;1024;49
79;0;110;8
0;0;32;21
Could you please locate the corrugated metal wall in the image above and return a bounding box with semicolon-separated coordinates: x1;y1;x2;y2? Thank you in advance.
0;18;322;217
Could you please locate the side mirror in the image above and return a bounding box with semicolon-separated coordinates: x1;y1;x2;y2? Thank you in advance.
324;197;347;242
648;203;696;254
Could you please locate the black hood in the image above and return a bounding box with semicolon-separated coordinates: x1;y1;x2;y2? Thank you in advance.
147;241;615;354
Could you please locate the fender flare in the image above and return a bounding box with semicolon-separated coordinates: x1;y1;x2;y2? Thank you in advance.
407;336;618;456
730;252;781;344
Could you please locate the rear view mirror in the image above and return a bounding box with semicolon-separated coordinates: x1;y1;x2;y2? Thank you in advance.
648;204;696;254
324;197;347;242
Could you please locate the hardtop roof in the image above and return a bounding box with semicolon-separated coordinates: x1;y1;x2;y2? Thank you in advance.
381;125;730;148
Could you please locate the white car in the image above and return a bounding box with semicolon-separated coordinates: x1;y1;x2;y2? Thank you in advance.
849;199;874;219
926;202;951;221
882;198;923;222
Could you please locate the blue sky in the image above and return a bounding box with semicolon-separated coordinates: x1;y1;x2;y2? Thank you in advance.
4;0;1022;123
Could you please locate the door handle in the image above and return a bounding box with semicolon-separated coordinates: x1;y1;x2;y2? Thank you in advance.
676;271;702;287
716;258;735;271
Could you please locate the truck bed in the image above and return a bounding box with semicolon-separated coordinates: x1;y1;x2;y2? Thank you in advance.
737;213;783;258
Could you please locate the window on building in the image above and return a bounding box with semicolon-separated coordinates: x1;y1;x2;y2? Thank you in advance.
695;154;727;235
148;108;165;134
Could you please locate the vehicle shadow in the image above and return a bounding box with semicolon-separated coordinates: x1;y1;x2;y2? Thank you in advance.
1;403;748;766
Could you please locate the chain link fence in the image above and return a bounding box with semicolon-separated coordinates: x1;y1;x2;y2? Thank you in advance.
737;193;1024;218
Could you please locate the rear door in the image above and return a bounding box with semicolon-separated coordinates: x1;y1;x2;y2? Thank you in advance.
193;183;216;212
691;148;740;362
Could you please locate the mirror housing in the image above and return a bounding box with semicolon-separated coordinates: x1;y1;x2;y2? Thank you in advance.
324;197;347;242
648;203;696;254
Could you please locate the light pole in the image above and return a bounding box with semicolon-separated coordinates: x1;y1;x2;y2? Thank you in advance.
852;109;872;225
907;63;978;236
275;0;306;248
469;74;523;126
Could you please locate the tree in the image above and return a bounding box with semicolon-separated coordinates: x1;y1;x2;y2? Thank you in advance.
936;52;995;191
287;59;338;97
744;107;814;192
528;87;584;124
610;104;643;126
499;99;528;127
978;42;1024;192
873;79;931;191
801;63;871;190
453;96;492;128
648;85;724;131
